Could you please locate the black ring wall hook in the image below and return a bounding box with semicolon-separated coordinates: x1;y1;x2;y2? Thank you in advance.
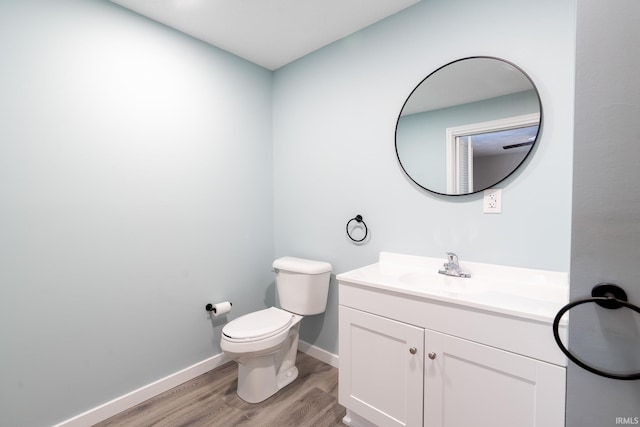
552;283;640;380
346;215;368;243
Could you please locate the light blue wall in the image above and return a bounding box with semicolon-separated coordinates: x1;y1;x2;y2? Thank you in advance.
0;1;273;426
273;0;575;354
1;0;579;425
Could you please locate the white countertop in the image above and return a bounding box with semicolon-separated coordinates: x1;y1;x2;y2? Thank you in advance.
337;252;569;324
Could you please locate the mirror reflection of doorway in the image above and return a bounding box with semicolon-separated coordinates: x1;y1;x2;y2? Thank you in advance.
446;114;539;194
454;135;473;194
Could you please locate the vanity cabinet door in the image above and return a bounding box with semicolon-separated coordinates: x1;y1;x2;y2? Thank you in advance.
339;306;425;427
424;330;566;427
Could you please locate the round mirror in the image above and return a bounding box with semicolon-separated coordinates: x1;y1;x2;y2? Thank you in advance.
395;57;542;196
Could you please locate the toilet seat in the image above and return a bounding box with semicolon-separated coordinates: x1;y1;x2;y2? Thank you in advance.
222;307;294;342
221;307;302;355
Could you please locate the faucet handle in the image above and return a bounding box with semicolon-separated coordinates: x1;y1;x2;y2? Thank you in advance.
446;252;458;263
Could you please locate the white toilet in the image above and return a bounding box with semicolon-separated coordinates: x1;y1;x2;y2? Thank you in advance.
220;256;332;403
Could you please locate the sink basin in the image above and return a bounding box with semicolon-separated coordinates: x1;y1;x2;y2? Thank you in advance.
337;252;569;323
399;271;488;294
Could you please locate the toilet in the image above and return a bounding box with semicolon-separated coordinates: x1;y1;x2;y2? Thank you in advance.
220;256;332;403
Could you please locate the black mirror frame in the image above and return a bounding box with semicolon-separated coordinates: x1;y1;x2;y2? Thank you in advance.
395;56;543;196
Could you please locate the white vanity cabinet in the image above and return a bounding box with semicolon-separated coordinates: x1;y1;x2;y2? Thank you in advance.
423;329;565;427
337;253;569;427
339;306;424;427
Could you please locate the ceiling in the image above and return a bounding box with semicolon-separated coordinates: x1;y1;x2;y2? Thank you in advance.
110;0;421;70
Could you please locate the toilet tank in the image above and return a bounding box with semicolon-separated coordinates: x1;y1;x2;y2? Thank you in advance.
272;257;332;315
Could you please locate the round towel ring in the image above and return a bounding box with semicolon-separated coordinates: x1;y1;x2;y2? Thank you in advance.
552;283;640;380
346;215;368;243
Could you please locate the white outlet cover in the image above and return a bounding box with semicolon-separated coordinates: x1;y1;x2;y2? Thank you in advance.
483;189;502;213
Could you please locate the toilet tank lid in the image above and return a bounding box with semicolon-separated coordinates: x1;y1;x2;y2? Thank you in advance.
273;257;332;274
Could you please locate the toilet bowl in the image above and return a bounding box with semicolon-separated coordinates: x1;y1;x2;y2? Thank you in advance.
221;307;303;403
220;257;332;403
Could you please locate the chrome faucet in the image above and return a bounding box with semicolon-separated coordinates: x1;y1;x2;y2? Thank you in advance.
438;252;471;278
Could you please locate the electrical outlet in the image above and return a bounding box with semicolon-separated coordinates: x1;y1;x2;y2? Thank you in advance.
483;189;502;214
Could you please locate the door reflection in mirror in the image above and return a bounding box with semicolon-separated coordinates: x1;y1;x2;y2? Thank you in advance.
446;114;540;194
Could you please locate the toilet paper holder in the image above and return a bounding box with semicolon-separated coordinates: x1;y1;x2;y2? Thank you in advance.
205;302;232;314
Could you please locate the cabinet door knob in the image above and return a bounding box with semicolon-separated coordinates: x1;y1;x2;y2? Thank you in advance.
409;347;417;355
428;352;437;360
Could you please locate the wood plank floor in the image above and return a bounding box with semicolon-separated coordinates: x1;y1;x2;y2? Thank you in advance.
94;352;346;427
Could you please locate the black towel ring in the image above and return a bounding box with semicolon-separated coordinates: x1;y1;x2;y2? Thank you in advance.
552;283;640;380
346;215;368;243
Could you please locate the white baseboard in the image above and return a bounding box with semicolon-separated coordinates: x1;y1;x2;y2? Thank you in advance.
54;342;338;427
53;352;230;427
298;340;339;368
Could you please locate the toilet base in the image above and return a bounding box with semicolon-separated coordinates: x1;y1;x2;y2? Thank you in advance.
233;322;301;403
237;357;299;403
278;365;299;389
